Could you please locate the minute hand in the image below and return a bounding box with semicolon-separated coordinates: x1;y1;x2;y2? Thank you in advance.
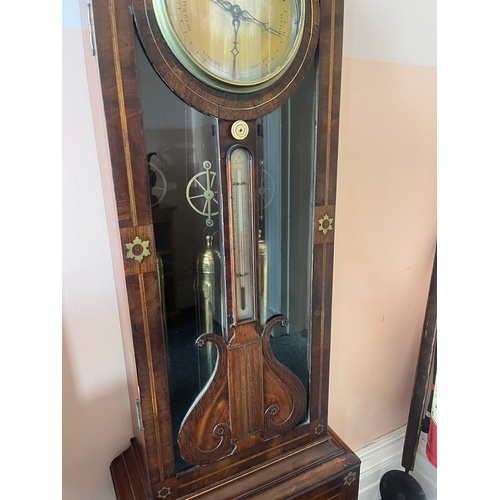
211;0;233;13
210;0;282;37
239;10;282;37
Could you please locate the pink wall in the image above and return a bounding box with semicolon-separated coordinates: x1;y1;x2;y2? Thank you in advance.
329;58;436;448
62;27;134;500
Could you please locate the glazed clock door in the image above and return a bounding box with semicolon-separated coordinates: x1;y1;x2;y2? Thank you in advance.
134;32;316;471
92;0;360;498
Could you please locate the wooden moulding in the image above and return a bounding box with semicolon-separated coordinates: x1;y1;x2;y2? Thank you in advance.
110;438;151;500
132;0;320;121
111;428;360;499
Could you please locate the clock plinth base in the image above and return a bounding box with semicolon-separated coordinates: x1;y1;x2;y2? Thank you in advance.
110;439;150;500
110;429;360;500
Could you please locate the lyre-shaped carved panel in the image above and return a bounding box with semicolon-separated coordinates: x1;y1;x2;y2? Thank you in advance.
177;316;308;466
177;334;233;465
261;315;307;439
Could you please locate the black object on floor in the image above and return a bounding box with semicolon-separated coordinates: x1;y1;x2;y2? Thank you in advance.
379;250;437;500
380;470;426;500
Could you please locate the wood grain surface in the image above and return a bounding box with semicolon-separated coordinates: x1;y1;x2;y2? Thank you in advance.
91;0;358;497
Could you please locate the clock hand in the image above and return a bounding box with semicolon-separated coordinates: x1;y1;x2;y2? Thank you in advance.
210;0;233;14
231;14;241;80
210;0;242;78
239;10;282;37
210;0;282;79
210;0;282;37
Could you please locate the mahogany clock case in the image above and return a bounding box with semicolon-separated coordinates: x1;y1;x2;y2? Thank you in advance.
132;0;320;119
90;0;360;498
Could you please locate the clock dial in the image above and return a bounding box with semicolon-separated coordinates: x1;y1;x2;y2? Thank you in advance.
153;0;305;92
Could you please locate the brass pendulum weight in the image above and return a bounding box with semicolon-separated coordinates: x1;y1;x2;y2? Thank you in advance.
194;233;221;388
258;229;268;328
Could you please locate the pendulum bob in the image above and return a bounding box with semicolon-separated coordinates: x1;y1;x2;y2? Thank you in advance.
194;234;221;388
258;232;268;329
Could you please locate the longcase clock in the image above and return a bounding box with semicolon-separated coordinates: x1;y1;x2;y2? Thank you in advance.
91;0;360;498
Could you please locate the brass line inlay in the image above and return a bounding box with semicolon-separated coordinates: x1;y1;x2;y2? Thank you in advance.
122;457;138;500
184;434;331;495
232;429;261;441
318;245;327;418
308;484;342;500
110;0;138;226
138;273;165;480
144;0;316;112
227;339;261;350
244;345;250;435
324;2;336;206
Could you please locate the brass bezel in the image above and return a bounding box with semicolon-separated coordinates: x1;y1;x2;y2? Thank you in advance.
152;0;306;94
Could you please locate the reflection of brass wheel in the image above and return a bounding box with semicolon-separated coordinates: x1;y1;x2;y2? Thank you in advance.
186;161;219;227
258;161;275;212
148;163;168;207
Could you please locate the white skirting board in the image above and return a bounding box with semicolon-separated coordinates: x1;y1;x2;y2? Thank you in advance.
355;426;437;500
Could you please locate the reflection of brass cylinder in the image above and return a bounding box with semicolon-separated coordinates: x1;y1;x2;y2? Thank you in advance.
157;256;168;335
258;232;268;328
194;234;221;387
